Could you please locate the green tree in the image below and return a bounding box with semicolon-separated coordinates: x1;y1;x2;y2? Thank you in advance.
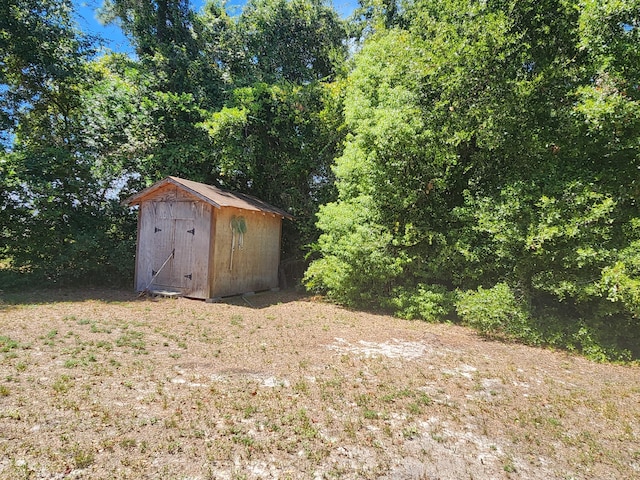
307;0;640;359
0;1;138;284
237;0;347;83
199;0;347;264
0;0;93;134
97;0;238;185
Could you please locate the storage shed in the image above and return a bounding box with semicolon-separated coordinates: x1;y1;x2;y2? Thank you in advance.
124;176;293;300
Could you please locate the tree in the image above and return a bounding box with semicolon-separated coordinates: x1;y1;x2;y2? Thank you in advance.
197;0;347;266
306;0;640;359
0;1;138;284
0;0;95;140
237;0;347;83
96;1;238;185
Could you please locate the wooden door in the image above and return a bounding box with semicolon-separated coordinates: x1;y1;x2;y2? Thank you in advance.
150;202;176;288
137;200;208;296
173;218;195;290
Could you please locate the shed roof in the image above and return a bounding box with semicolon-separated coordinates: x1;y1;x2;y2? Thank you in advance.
124;176;294;219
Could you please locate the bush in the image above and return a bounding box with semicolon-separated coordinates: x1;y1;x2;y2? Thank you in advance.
456;283;638;361
388;284;454;321
304;197;405;306
456;283;529;338
528;310;636;363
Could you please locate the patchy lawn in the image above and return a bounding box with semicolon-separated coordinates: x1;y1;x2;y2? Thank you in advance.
0;289;638;479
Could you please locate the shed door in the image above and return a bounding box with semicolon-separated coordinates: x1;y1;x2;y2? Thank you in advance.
173;218;195;289
150;203;175;288
148;202;198;292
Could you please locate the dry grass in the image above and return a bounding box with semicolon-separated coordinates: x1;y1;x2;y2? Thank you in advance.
0;288;639;479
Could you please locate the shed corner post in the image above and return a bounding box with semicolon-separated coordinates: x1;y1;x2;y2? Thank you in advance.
207;205;217;300
133;203;142;291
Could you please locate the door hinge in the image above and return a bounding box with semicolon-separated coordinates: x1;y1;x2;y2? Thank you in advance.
184;274;192;280
154;227;162;233
187;228;195;235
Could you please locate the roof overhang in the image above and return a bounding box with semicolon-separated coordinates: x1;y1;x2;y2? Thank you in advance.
123;176;294;220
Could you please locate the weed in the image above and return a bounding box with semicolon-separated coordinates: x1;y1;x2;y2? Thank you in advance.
73;447;95;469
503;458;516;473
243;405;258;418
52;375;73;394
0;335;19;352
120;438;137;449
167;441;183;453
64;359;80;368
0;409;20;420
344;419;359;439
293;380;309;394
42;330;58;347
116;331;146;352
165;417;178;429
363;409;379;420
0;384;9;396
416;392;433;406
291;409;318;440
402;425;420;439
233;434;255;448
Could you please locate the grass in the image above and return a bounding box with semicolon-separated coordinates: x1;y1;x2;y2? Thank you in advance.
0;288;638;479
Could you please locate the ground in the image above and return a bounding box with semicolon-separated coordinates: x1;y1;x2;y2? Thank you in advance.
0;289;638;479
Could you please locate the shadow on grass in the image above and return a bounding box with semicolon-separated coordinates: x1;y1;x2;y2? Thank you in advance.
1;273;307;310
0;267;142;307
196;288;309;309
0;286;140;308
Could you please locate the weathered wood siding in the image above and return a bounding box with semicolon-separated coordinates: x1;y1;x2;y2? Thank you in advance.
210;206;282;298
132;182;284;300
135;185;212;298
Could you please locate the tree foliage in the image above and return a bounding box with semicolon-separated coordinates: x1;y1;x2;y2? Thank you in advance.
238;0;346;83
0;0;135;284
1;0;346;285
197;0;347;260
306;0;640;360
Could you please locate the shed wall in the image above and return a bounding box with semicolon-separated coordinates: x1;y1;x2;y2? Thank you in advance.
210;206;282;298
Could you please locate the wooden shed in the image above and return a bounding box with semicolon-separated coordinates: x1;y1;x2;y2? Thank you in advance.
124;176;293;300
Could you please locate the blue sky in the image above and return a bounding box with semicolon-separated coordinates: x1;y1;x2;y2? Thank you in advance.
73;0;359;55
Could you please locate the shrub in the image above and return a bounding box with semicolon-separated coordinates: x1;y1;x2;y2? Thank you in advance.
456;283;529;338
388;284;454;321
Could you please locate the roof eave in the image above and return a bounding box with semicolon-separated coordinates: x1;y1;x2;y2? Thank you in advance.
122;176;294;220
122;177;222;209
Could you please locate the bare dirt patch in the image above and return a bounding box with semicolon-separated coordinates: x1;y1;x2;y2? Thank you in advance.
0;289;639;479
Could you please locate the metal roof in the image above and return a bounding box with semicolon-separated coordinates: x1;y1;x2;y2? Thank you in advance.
124;176;294;219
